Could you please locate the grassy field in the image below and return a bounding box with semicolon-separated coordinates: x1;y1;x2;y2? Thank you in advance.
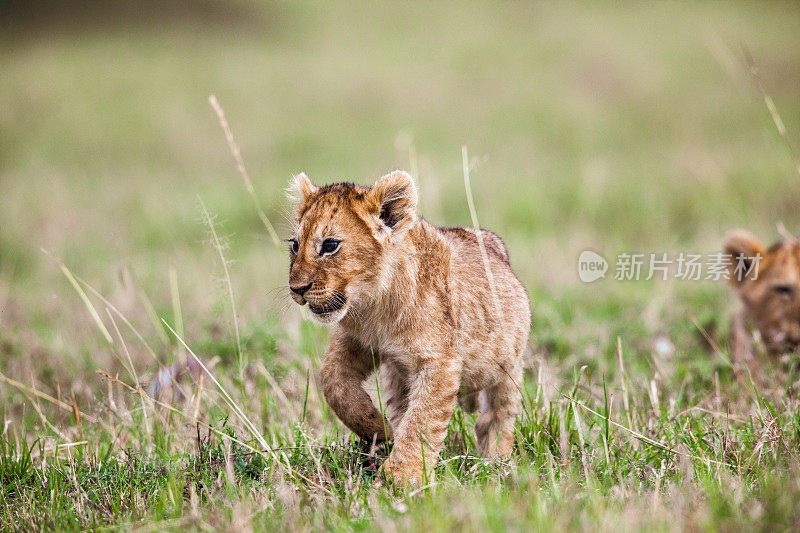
2;1;800;530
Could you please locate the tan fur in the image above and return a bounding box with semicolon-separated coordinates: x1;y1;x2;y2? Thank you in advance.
287;170;531;484
723;229;800;375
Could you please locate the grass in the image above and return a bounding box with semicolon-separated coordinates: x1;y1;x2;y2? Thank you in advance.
2;1;800;530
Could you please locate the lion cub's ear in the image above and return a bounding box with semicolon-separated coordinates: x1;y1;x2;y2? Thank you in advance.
286;172;318;210
723;229;765;286
367;170;418;233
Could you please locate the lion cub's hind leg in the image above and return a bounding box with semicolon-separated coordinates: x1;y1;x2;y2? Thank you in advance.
381;360;410;430
475;366;522;459
457;390;480;414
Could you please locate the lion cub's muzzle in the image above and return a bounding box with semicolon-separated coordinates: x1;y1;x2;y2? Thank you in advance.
308;293;347;315
290;284;348;318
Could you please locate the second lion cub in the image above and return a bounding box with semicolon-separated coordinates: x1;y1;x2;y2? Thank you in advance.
723;229;800;376
287;170;531;484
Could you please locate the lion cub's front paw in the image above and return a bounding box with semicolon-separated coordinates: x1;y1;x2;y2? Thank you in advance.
381;457;426;487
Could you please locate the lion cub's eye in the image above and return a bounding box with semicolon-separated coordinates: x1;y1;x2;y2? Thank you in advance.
320;239;340;255
290;240;299;254
773;285;795;298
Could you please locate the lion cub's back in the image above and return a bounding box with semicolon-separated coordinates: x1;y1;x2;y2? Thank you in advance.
437;225;530;331
438;226;509;264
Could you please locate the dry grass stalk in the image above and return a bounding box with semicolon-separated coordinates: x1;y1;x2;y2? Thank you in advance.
208;94;281;246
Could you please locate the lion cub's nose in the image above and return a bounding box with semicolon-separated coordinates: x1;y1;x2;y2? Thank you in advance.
290;282;313;296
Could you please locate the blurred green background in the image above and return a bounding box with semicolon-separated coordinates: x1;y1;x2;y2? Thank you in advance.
1;0;799;417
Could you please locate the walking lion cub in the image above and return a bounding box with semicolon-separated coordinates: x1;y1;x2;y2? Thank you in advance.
287;170;530;484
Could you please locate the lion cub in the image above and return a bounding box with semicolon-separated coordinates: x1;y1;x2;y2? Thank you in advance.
723;229;800;374
287;170;530;484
